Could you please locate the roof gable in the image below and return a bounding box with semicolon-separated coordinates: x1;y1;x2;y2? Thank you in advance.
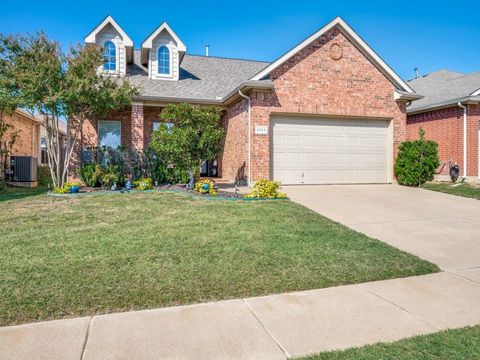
141;22;186;52
250;17;414;93
84;15;133;47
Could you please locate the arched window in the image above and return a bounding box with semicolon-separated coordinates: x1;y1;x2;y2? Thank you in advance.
157;46;170;75
103;41;116;71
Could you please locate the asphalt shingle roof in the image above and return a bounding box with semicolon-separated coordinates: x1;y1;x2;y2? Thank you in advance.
407;69;480;112
127;50;270;102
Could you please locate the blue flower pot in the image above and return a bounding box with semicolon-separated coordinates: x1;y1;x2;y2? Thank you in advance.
69;185;80;194
202;183;210;191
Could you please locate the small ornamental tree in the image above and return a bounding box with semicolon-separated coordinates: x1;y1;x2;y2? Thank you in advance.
0;45;20;181
0;32;138;188
394;128;440;187
150;103;224;188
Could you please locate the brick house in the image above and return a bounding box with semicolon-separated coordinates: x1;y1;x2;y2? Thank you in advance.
2;109;67;167
406;70;480;181
1;109;67;185
79;16;421;185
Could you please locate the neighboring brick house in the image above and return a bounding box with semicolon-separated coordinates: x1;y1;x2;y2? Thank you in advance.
2;109;40;160
79;16;421;185
407;70;480;181
1;110;67;185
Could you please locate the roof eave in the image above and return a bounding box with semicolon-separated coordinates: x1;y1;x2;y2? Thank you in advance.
135;95;223;106
222;81;275;106
394;90;424;102
407;96;480;115
134;81;274;106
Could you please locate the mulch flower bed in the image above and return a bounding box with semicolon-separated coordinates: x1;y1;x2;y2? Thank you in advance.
55;184;245;199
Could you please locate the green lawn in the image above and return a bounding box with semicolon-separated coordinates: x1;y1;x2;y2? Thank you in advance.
0;192;438;326
299;325;480;360
0;185;48;202
423;182;480;200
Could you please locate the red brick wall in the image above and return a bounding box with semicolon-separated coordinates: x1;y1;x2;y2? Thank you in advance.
3;111;37;158
231;26;407;181
143;106;162;146
407;104;480;177
219;99;249;182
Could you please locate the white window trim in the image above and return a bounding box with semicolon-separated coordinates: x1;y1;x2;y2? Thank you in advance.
102;40;119;75
156;45;172;78
98;120;122;148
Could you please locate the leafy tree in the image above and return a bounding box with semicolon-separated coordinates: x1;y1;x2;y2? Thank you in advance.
394;128;440;187
150;103;224;188
0;52;20;181
0;32;138;188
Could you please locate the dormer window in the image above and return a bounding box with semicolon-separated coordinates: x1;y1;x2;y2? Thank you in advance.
158;46;170;75
85;16;134;77
141;22;186;81
103;41;117;71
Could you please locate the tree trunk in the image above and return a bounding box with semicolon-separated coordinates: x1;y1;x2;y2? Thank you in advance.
187;169;195;189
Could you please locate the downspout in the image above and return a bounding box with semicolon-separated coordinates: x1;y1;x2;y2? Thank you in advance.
238;89;252;186
458;102;467;179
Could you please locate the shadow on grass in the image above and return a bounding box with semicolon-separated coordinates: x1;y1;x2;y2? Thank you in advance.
0;186;48;202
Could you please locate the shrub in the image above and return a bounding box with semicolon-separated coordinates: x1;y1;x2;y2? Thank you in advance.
77;164;104;187
101;165;124;188
394;128;440;187
81;146;189;185
194;178;217;196
37;166;52;186
0;180;6;192
133;177;154;191
245;179;287;199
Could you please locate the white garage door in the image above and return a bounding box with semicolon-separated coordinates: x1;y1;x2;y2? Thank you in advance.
271;116;389;184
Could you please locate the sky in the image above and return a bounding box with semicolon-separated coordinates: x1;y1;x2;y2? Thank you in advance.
0;0;479;81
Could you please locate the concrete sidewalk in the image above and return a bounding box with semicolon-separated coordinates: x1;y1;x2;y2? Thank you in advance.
2;270;480;360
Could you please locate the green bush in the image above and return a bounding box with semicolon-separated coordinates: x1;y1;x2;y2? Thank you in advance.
0;180;6;192
77;164;103;187
394;128;440;187
133;177;154;191
101;165;124;188
246;179;287;199
81;146;189;186
37;166;52;186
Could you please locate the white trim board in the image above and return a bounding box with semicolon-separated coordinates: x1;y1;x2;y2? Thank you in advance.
84;15;133;47
250;17;414;94
471;88;480;96
141;22;186;52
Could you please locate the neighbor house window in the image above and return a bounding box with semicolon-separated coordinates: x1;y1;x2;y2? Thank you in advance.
40;136;48;165
103;41;116;71
98;121;121;148
157;46;170;75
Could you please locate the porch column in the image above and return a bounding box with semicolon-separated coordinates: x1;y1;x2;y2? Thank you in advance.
131;101;144;150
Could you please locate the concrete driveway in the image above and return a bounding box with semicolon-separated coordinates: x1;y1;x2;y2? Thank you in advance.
284;185;480;271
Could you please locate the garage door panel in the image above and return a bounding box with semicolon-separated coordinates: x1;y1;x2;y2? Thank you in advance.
271;116;388;185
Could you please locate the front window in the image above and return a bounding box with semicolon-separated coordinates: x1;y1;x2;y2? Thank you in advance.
157;46;170;75
103;41;116;71
153;122;174;132
98;121;121;148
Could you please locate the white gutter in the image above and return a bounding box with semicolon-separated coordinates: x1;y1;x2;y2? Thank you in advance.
238;90;251;186
458;102;467;179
